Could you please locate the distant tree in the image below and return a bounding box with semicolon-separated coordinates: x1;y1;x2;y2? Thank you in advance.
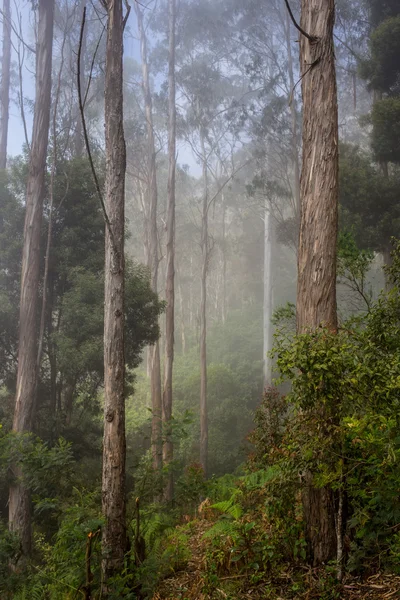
163;0;177;501
9;0;54;559
0;0;11;170
134;0;163;473
339;143;400;259
359;0;400;271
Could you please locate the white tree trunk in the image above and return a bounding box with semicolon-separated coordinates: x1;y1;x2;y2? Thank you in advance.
263;208;274;385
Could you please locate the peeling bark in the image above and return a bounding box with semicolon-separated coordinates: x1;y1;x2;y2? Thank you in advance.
297;0;339;565
101;0;127;582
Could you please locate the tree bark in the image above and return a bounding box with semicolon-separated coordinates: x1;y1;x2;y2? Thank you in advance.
200;130;208;477
135;1;162;472
8;0;54;558
0;0;11;169
162;0;176;502
101;0;127;582
297;0;339;565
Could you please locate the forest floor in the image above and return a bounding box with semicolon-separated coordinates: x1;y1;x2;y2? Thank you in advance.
151;515;400;600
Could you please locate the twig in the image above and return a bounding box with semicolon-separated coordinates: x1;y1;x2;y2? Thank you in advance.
77;6;115;251
206;159;251;214
123;0;131;30
283;0;318;43
0;6;35;53
288;57;321;106
83;23;106;109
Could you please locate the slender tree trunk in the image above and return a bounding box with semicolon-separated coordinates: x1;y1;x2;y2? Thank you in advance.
189;252;194;329
162;0;176;502
297;0;339;565
263;208;274;385
285;10;301;223
8;0;54;559
221;195;227;324
383;246;393;290
47;276;58;416
101;0;127;582
63;377;76;426
135;1;162;471
178;277;186;354
37;21;66;374
199;130;208;477
0;0;11;169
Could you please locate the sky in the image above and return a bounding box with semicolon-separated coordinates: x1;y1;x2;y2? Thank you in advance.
5;1;201;175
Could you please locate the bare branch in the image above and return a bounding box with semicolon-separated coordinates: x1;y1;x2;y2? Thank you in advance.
77;6;115;249
283;0;318;43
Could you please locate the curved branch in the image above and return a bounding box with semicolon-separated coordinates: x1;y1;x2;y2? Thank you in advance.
283;0;318;43
77;6;115;249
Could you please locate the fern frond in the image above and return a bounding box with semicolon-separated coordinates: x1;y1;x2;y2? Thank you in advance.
211;499;242;519
203;519;237;539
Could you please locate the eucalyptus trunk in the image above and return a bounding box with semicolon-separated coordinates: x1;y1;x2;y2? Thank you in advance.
199;131;208;477
135;1;162;471
263;208;274;385
297;0;339;565
101;0;127;581
0;0;11;169
162;0;176;502
285;10;301;223
9;0;54;558
221;196;227;324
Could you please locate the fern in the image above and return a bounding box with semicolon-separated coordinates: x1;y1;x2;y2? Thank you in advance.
241;467;280;490
211;498;243;519
203;519;238;539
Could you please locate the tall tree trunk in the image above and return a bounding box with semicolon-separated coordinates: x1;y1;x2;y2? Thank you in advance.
221;195;227;324
263;208;274;385
285;10;301;223
135;1;162;471
178;277;186;354
199;130;208;477
37;17;66;375
297;0;339;565
9;0;54;558
162;0;176;502
0;0;11;169
101;0;127;581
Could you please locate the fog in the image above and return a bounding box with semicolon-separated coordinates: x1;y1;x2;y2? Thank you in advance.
0;0;399;596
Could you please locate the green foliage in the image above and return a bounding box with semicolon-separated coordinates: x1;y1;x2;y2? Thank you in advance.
0;429;74;501
175;462;207;513
54;260;163;386
360;16;400;94
371;97;400;163
339;143;400;252
271;247;400;570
